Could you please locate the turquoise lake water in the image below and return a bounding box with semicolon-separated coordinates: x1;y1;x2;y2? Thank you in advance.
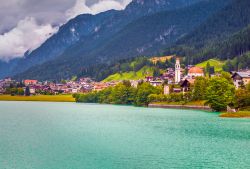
0;101;249;169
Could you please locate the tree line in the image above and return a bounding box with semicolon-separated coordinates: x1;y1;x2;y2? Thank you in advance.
74;72;250;112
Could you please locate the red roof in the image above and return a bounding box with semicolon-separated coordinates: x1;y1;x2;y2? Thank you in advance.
188;67;204;74
24;80;38;84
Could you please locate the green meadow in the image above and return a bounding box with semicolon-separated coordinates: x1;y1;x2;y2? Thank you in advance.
0;95;75;102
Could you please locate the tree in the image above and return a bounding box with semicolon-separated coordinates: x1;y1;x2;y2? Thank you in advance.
153;68;161;77
110;83;135;104
17;88;24;96
120;63;131;72
246;82;250;92
122;80;132;87
220;71;234;84
209;66;215;75
134;83;161;106
205;77;235;111
25;86;30;96
206;62;211;76
192;77;207;101
10;88;18;96
223;60;234;72
235;88;250;109
98;87;113;103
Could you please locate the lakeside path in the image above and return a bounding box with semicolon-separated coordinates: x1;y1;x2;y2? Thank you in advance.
0;95;75;102
149;103;250;118
148;103;212;111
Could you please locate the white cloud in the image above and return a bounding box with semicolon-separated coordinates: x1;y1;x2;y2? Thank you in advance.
66;0;131;19
90;0;124;14
0;17;57;61
0;0;132;60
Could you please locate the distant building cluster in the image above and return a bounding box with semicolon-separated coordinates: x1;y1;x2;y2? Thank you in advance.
0;77;118;95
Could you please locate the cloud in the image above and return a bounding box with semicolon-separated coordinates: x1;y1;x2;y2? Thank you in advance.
0;0;74;33
0;0;132;60
0;17;57;61
66;0;131;19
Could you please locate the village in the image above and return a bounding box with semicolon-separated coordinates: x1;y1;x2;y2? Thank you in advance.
0;58;250;96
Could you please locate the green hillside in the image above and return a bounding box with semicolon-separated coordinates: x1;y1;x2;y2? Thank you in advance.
196;59;225;72
102;66;154;82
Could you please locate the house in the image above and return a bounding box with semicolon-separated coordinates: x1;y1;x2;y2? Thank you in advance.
145;76;154;82
149;80;163;87
180;79;195;92
93;83;109;91
173;88;182;93
24;80;38;86
231;71;250;88
130;80;142;88
0;87;4;94
29;88;36;95
164;85;170;95
162;68;174;81
188;67;204;78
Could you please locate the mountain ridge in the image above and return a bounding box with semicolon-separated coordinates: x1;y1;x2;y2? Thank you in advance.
1;0;204;79
14;0;229;81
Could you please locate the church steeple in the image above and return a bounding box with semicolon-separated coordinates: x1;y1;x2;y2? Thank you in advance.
175;58;181;83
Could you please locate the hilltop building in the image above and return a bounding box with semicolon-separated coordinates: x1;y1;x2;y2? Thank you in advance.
187;67;204;78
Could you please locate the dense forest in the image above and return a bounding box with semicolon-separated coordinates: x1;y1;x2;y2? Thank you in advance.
165;0;250;65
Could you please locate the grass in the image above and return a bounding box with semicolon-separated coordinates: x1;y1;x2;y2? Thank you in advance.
0;95;75;102
103;66;155;82
220;111;250;118
196;59;225;72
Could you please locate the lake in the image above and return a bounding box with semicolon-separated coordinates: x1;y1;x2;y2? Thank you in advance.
0;101;249;169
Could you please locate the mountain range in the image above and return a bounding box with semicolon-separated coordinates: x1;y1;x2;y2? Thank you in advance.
1;0;250;81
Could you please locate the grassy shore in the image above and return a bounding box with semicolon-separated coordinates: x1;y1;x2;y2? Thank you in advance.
0;95;75;102
220;111;250;118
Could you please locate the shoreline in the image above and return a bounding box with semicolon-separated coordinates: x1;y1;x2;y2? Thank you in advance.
0;95;75;102
149;103;250;118
148;103;212;111
1;96;249;118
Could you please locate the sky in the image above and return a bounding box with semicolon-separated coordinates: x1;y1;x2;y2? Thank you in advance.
0;0;132;61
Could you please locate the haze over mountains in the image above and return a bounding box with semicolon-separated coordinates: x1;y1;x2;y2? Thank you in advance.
1;0;250;81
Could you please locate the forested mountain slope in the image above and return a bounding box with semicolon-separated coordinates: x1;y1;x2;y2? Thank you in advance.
14;0;228;81
164;0;250;64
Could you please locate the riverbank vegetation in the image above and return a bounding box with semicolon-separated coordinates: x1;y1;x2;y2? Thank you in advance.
75;72;250;116
148;74;237;111
74;82;162;106
0;95;75;102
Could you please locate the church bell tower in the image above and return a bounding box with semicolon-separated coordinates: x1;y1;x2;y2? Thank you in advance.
175;58;181;83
